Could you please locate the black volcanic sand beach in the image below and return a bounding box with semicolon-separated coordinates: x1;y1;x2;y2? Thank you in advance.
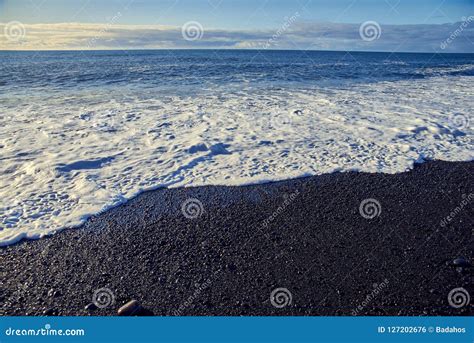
1;160;472;316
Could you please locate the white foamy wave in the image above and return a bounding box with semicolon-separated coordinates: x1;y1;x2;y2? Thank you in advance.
0;76;472;246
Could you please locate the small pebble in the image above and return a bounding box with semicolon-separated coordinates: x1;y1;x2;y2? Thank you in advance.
85;303;98;311
48;289;61;298
118;300;142;316
43;308;55;316
227;263;237;272
453;257;471;268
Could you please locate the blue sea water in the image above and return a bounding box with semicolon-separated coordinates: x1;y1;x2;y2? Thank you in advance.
1;50;473;92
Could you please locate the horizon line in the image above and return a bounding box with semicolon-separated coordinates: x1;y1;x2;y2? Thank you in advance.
1;48;473;54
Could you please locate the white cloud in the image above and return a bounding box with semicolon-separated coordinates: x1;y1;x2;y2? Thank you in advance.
1;20;473;53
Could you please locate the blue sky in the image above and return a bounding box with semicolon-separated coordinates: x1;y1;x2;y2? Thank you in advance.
0;0;473;51
1;0;472;27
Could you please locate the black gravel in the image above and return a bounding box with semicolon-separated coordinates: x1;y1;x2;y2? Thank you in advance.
1;160;472;316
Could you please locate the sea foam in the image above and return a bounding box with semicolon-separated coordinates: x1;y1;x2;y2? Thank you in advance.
0;75;472;246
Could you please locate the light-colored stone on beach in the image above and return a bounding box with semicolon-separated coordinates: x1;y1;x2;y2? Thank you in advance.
118;300;142;316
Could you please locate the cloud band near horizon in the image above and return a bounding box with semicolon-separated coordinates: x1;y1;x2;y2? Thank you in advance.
1;18;473;53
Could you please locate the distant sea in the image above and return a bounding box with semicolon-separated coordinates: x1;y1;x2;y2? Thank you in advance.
0;50;472;245
1;50;474;90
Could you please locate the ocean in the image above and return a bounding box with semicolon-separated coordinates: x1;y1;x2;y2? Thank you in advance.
0;50;472;245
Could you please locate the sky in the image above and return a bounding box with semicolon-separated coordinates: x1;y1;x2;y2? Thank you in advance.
0;0;473;52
